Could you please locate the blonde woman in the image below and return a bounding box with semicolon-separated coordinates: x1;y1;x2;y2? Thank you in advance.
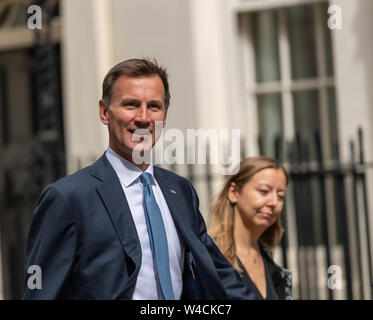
208;156;292;300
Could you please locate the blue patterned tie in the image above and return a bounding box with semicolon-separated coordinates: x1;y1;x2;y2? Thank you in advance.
140;172;174;300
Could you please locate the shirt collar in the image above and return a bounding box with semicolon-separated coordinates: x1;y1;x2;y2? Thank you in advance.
105;146;154;187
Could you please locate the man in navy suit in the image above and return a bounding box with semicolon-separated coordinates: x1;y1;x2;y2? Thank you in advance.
23;58;255;300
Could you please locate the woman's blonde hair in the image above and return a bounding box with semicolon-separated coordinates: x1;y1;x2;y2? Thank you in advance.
208;156;289;272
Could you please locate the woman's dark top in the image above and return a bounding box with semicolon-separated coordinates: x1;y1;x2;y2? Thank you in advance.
237;244;292;300
237;254;278;300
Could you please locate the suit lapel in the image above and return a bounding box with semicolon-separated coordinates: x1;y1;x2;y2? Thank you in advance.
154;167;228;299
153;167;193;236
92;155;141;274
153;168;203;262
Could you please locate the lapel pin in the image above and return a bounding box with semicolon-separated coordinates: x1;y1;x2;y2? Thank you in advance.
170;189;177;195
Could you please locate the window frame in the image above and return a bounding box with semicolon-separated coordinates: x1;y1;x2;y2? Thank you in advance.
237;0;336;163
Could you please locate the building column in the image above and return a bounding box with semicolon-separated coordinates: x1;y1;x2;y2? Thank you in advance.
61;0;115;173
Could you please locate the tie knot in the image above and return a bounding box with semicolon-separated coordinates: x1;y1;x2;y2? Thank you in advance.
140;172;152;186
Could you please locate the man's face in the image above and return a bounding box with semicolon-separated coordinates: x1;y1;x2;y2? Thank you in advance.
99;74;167;164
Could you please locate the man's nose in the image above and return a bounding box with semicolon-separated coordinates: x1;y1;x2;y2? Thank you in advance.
134;105;151;124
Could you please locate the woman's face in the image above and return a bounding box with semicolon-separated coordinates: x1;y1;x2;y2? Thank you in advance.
228;168;287;231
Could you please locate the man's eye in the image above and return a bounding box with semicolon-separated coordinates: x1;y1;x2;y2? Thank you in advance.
123;103;137;109
259;190;268;194
149;104;161;110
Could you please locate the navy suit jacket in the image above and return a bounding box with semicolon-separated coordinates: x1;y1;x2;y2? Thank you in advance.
23;155;254;299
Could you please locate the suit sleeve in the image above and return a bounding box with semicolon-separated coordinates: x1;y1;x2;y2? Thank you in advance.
188;181;256;300
23;184;77;299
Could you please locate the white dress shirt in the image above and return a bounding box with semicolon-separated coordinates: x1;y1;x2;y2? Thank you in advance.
105;147;185;299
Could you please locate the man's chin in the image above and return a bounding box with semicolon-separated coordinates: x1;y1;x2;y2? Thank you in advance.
128;142;152;162
131;142;153;152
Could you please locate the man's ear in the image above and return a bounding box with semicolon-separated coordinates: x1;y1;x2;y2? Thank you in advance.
227;182;238;204
99;99;110;125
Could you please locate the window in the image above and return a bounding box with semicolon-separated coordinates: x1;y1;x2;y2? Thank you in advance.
239;1;337;162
